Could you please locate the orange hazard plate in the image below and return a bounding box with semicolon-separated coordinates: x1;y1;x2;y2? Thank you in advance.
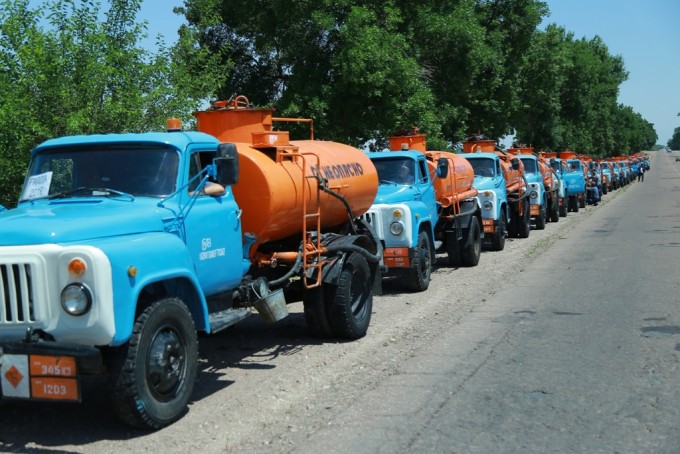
30;355;77;378
385;256;410;268
530;206;539;215
483;226;494;233
31;377;79;401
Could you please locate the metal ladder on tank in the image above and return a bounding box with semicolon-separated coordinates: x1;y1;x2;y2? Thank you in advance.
300;153;323;288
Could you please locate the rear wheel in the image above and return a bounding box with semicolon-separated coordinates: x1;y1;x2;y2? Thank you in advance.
550;197;559;222
559;197;567;217
447;230;462;266
518;199;531;239
405;230;432;292
535;204;546;230
578;194;586;208
461;216;482;267
325;252;373;339
111;298;198;430
490;208;506;251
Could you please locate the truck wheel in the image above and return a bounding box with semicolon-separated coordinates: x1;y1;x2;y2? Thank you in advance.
111;298;198;429
573;196;580;212
578;195;585;208
550;198;559;222
446;231;462;266
535;205;546;230
325;252;373;339
461;216;481;267
559;197;567;217
518;200;531;239
490;208;506;251
406;230;432;292
303;287;333;338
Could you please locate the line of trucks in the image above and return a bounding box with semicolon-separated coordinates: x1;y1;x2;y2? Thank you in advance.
0;97;649;429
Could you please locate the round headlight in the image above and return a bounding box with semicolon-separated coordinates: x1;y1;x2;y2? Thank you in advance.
389;221;404;235
61;283;92;316
482;200;493;211
529;190;538;199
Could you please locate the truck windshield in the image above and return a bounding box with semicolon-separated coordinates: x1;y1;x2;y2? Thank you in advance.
520;158;537;174
21;145;179;200
374;158;416;185
468;158;495;178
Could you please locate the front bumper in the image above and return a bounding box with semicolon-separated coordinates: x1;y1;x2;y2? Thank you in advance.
1;338;103;402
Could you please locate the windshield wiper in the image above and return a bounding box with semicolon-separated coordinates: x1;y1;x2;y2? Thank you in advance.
47;187;134;201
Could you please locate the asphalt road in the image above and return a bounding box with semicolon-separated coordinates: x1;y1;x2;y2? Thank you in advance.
293;150;680;453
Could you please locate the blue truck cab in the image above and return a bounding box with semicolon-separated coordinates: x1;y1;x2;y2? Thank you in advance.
462;152;510;251
561;156;586;212
548;157;569;217
610;161;622;189
599;161;613;193
0;107;381;429
515;153;548;230
365;151;439;292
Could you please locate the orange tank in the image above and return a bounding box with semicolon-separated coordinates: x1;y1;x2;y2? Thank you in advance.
194;97;378;252
388;133;477;210
536;153;555;190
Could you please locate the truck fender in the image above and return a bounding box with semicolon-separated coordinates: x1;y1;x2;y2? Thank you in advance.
320;234;380;287
95;233;210;345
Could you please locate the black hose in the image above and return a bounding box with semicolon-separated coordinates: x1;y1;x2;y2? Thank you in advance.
324;242;382;263
268;249;303;288
318;181;357;234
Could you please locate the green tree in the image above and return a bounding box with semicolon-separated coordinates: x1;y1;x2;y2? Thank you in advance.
668;127;680;150
181;0;549;149
0;0;221;207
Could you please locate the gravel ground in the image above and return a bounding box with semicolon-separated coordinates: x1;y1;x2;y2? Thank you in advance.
0;184;630;453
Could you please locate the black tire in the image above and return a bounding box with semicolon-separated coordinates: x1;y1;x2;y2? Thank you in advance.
559;197;567;217
303;286;333;338
535;204;546;230
461;216;482;267
578;194;585;208
550;197;559;222
490;208;506;251
111;298;198;430
405;230;432;292
602;185;608;195
518;199;531;238
325;252;373;339
447;230;462;266
574;196;580;212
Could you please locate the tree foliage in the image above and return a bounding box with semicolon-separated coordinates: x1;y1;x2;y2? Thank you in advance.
668;127;680;150
0;0;660;205
0;0;222;207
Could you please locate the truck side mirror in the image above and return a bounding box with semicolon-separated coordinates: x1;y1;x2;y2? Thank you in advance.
436;157;449;178
511;157;520;170
215;143;239;186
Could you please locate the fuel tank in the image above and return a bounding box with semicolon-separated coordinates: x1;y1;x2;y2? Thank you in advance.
388;133;477;208
194;98;378;248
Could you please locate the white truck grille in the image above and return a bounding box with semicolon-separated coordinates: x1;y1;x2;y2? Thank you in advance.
1;263;36;324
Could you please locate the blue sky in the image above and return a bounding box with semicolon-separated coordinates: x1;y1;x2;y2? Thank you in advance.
142;0;679;145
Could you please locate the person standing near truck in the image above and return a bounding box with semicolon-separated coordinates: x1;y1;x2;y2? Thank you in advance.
638;165;645;182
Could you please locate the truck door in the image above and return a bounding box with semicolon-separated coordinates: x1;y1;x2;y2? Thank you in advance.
416;157;437;222
183;149;245;295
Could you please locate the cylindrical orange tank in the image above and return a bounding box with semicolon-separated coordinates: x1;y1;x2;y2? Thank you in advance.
537;154;555;190
194;98;378;250
388;133;476;209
